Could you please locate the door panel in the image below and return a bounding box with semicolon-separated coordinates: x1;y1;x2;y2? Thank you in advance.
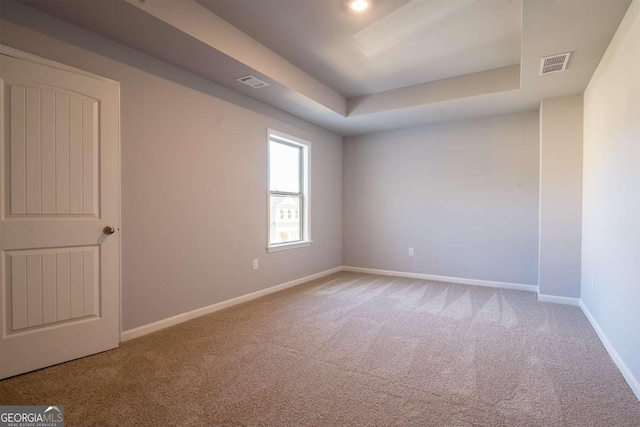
0;48;120;379
7;85;98;218
6;247;99;332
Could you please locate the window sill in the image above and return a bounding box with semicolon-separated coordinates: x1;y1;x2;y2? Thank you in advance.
267;241;313;253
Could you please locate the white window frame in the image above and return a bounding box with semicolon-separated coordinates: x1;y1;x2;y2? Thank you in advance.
267;129;312;252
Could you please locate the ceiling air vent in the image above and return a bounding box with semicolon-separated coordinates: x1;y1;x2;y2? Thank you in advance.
540;52;571;75
236;75;269;89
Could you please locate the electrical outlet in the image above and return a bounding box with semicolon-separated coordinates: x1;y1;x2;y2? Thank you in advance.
253;259;259;270
408;248;414;256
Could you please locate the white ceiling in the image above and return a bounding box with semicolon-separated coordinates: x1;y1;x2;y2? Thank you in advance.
12;0;632;136
198;0;522;97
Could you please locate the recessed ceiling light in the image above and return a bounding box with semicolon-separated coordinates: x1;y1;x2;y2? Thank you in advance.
349;0;369;12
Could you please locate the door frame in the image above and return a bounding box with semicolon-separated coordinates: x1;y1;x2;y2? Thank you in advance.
0;44;122;342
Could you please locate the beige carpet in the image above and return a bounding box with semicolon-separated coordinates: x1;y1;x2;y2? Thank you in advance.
1;272;639;426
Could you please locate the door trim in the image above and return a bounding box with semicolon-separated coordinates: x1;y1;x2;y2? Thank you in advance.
0;44;123;340
1;45;120;85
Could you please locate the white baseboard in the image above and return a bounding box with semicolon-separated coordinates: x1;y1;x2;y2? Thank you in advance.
120;266;342;342
536;293;581;306
341;266;537;292
580;300;640;402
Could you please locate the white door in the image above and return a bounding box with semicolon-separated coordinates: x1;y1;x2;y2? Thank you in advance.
0;47;120;379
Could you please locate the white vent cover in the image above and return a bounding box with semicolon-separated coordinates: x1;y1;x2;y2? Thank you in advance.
540;52;571;75
236;75;269;89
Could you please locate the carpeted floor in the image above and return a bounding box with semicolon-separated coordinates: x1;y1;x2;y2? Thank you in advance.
1;272;639;426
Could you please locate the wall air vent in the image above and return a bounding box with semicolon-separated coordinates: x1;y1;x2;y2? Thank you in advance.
236;75;270;89
540;52;571;75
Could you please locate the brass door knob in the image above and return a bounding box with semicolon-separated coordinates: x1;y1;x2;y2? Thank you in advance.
103;226;116;235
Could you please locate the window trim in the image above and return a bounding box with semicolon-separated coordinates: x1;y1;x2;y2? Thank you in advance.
266;129;311;252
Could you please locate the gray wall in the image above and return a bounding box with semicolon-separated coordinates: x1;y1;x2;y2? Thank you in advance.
582;0;640;392
343;112;540;285
538;95;583;298
0;3;343;331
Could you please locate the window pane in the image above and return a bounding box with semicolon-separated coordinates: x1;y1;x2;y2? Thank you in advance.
269;140;300;193
270;195;301;244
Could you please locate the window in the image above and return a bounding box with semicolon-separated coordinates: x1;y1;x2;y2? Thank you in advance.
268;129;311;252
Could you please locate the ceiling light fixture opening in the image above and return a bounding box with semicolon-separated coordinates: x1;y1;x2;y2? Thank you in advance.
349;0;369;12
